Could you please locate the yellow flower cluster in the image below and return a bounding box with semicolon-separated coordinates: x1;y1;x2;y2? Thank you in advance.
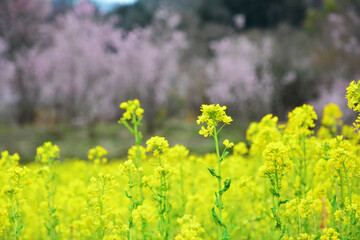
296;233;315;240
318;103;343;138
167;144;190;162
119;99;144;120
334;204;360;225
127;145;146;162
35;142;60;163
146;136;169;157
298;196;322;218
88;145;108;165
259;142;292;178
0;151;20;168
320;228;339;240
327;136;357;177
346;80;360;130
197;104;232;137
7;166;30;181
132;203;156;225
287;104;318;135
233;142;248;156
142;164;173;188
175;214;204;240
118;159;142;176
246;114;280;155
284;196;322;219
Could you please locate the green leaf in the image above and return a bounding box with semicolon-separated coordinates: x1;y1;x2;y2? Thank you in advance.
220;151;229;162
214;192;223;210
138;132;143;144
212;207;225;227
269;188;279;197
222;227;230;240
157;193;165;198
219;179;231;194
50;208;57;214
44;223;50;231
152;195;160;202
331;195;338;210
279;199;290;205
16;224;23;233
270;207;276;217
124;190;132;199
207;167;220;179
167;202;172;213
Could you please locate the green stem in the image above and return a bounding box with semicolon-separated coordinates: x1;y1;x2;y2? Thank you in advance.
47;159;57;240
127;171;134;240
10;194;18;240
98;178;105;239
179;157;186;214
342;162;352;205
339;173;345;209
158;156;168;240
302;134;307;198
213;127;223;240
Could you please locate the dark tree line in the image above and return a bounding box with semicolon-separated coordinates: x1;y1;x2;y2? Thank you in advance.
112;0;318;30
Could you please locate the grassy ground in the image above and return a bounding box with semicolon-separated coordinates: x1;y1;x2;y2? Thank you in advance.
0;118;247;163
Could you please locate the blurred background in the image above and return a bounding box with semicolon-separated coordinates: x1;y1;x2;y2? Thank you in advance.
0;0;359;162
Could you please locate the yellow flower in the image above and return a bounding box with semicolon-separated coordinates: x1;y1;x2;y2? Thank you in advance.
88;146;108;165
346;80;360;130
297;233;314;240
119;99;143;121
146;136;169;157
233;142;248;156
197;104;232;137
127;145;146;161
167;145;189;162
35;142;60;164
287;104;318;136
321;103;343;128
259;142;292;178
223;139;234;149
118;159;138;176
175;214;204;240
298;196;322;218
320;228;339;240
0;151;20;168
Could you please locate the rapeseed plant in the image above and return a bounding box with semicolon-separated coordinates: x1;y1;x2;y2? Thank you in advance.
197;104;233;240
0;81;360;239
259;142;292;239
1;165;29;240
36;142;60;240
144;136;172;240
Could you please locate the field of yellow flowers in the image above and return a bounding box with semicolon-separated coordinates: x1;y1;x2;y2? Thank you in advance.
1;80;360;240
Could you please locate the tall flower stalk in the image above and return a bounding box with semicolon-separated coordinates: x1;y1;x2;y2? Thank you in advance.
143;136;172;240
119;99;145;202
119;99;148;239
35;142;60;240
259;142;293;239
197;104;233;240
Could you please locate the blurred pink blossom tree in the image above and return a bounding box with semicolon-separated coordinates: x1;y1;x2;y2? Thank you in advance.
0;39;15;119
32;5;120;123
112;8;187;131
23;4;187;129
0;0;52;123
206;36;273;119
